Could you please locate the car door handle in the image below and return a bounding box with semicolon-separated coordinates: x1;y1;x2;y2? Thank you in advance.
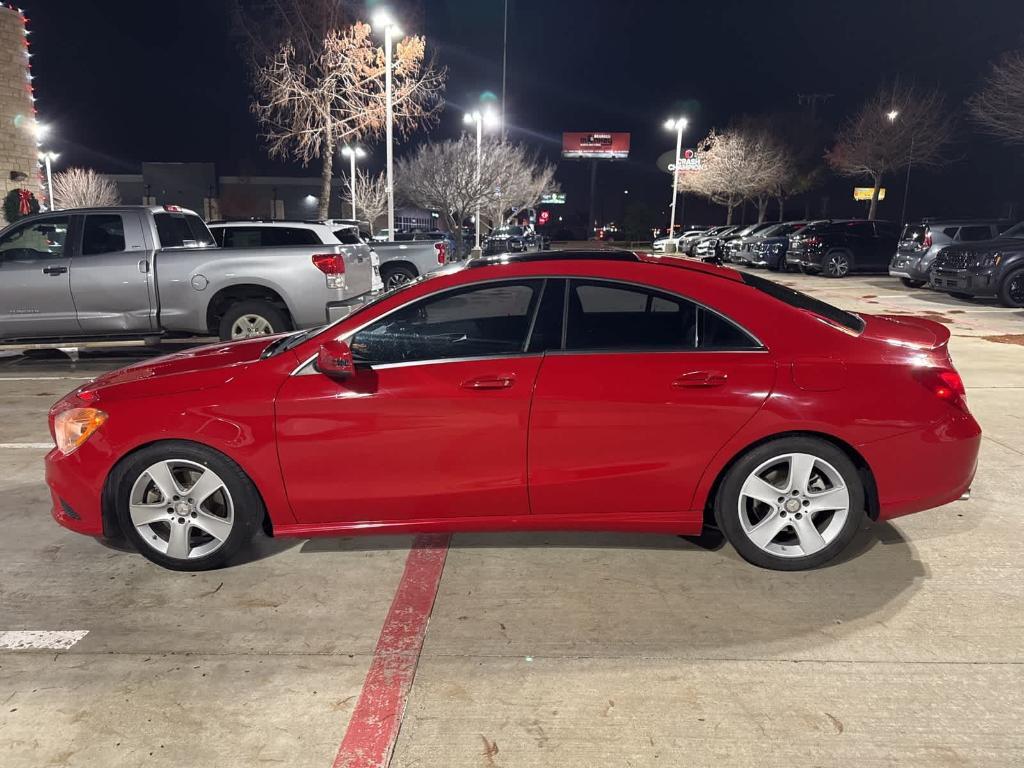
42;265;68;276
672;370;728;388
461;375;516;390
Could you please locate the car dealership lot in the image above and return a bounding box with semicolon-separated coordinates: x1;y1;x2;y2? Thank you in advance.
1;272;1022;767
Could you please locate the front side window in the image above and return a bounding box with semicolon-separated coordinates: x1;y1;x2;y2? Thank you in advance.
0;217;70;260
81;214;126;255
350;280;542;365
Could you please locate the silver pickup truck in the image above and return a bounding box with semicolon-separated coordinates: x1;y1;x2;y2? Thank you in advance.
0;205;375;343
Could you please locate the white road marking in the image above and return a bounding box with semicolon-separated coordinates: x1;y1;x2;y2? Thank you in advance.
0;630;88;651
0;376;93;381
0;442;53;449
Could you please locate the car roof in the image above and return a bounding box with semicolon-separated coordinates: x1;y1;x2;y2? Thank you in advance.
463;249;745;283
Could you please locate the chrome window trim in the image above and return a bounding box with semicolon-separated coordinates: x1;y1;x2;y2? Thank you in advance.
290;274;766;376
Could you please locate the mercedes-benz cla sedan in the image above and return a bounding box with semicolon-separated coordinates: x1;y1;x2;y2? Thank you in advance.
46;251;980;571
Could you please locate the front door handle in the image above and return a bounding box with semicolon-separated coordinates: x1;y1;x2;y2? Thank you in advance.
42;265;68;276
461;375;516;390
672;370;728;388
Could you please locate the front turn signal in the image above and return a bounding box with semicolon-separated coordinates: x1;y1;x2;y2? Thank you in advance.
54;408;108;455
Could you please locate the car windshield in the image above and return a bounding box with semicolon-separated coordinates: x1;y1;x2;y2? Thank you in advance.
741;271;865;333
1001;222;1024;238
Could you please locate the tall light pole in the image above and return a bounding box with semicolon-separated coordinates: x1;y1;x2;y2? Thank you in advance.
664;116;688;241
40;151;58;211
887;109;914;228
341;145;366;221
464;108;499;257
373;11;401;241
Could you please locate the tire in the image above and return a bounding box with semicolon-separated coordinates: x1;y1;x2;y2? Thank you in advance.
218;300;289;342
380;263;417;291
900;277;926;288
715;437;866;571
823;250;852;278
997;267;1024;308
113;441;263;571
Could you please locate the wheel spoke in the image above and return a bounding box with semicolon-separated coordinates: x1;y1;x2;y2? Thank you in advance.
185;470;226;508
129;502;169;527
746;511;789;549
806;486;849;514
145;461;181;502
166;521;191;559
191;510;232;542
793;516;827;554
740;476;782;506
787;454;816;495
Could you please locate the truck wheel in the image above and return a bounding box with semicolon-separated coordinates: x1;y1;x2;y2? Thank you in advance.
218;300;290;341
381;264;417;290
997;267;1024;308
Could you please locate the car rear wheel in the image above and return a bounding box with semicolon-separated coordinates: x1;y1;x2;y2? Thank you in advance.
219;300;289;342
380;264;417;290
900;277;926;288
716;437;865;570
997;267;1024;308
113;441;263;571
823;251;852;278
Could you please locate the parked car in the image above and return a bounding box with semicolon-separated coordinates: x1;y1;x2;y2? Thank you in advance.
46;250;979;573
929;221;1024;307
482;225;543;255
888;219;1015;288
0;206;376;344
684;225;735;256
786;219;900;277
692;225;741;260
652;227;708;254
723;222;781;265
749;221;809;270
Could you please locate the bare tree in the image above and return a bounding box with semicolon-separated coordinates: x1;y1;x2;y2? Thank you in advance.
251;21;446;218
52;168;120;210
344;168;388;233
397;137;555;258
483;151;558;230
827;82;954;220
968;51;1024;145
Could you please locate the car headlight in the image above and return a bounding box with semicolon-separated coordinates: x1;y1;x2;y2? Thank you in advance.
54;407;107;455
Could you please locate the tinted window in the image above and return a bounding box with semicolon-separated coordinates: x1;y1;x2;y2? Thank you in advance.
351;281;541;364
741;272;864;333
997;222;1018;234
566;280;697;351
942;227;959;238
81;214;126;255
185;215;215;246
699;310;759;349
155;213;213;248
846;221;874;237
957;225;992;242
219;227;321;247
0;217;70;260
903;225;928;243
333;228;362;245
875;222;899;238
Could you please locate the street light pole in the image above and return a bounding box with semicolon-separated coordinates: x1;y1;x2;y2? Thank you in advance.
464;108;498;258
901;135;914;229
374;12;400;241
341;146;366;221
664;117;688;240
41;151;57;210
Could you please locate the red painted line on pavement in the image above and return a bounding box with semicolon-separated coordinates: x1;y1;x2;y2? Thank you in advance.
331;533;451;768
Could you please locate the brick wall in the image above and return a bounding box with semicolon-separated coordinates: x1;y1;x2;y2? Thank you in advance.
0;7;42;226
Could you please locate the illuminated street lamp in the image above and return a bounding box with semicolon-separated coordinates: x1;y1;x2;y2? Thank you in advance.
372;10;401;241
341;145;367;221
463;108;500;256
886;109;913;226
40;150;58;211
664;116;689;239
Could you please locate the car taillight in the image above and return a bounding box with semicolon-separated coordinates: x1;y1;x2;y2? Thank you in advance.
804;236;822;246
922;231;933;250
914;368;968;411
434;241;446;264
312;253;346;290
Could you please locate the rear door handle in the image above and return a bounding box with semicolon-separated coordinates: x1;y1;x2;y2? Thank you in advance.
672;370;728;388
461;375;516;390
42;265;68;276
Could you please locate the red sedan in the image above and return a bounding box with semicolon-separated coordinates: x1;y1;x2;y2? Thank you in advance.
46;252;980;571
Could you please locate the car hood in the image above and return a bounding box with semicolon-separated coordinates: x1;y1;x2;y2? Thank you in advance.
944;236;1024;252
72;336;278;403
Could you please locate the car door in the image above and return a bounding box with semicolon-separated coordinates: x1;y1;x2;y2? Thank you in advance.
274;278;550;524
71;211;155;334
0;215;77;339
528;279;776;518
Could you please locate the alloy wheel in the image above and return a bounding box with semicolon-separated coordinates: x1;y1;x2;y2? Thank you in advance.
230;314;275;339
384;271;413;290
826;254;849;277
128;459;235;560
737;453;850;558
1009;273;1024;306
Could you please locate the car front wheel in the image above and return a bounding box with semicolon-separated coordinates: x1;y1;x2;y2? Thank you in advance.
997;267;1024;308
716;437;865;570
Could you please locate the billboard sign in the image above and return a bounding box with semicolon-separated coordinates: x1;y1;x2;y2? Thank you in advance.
853;187;886;201
562;132;630;160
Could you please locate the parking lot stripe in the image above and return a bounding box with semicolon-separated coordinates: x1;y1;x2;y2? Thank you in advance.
331;533;450;768
0;376;94;381
0;442;53;449
0;630;88;650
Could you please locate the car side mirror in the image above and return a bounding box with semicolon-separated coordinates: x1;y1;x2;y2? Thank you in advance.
316;339;355;379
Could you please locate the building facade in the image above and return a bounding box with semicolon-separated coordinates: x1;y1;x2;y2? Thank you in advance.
0;6;43;224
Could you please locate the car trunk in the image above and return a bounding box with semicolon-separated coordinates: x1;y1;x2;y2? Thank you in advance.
859;313;951;352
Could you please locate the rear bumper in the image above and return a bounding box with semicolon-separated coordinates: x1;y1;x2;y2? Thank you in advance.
929;268;997;297
861;410;982;521
889;253;929;282
326;290;375;323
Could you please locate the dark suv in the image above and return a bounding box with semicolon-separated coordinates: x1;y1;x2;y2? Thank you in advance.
929;221;1024;307
889;219;1014;288
786;219;900;277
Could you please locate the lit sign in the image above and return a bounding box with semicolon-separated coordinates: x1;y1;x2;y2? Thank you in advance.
540;193;566;204
853;187;886;201
562;132;630;160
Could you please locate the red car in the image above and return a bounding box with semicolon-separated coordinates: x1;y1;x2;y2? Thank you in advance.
46;252;980;571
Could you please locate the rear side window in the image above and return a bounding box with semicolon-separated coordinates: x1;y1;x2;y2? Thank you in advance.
957;225;992;242
741;272;864;333
218;227;322;247
81;214;126;255
846;222;874;237
902;224;927;242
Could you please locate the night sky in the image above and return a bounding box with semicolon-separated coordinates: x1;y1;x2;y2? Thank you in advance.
26;0;1024;230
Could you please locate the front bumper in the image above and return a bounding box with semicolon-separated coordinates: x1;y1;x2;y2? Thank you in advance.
929;268;997;297
45;444;108;537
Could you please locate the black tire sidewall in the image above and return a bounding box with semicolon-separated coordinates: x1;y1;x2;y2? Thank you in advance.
114;441;262;571
218;300;289;342
997;267;1024;308
381;264;417;289
716;437;866;571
